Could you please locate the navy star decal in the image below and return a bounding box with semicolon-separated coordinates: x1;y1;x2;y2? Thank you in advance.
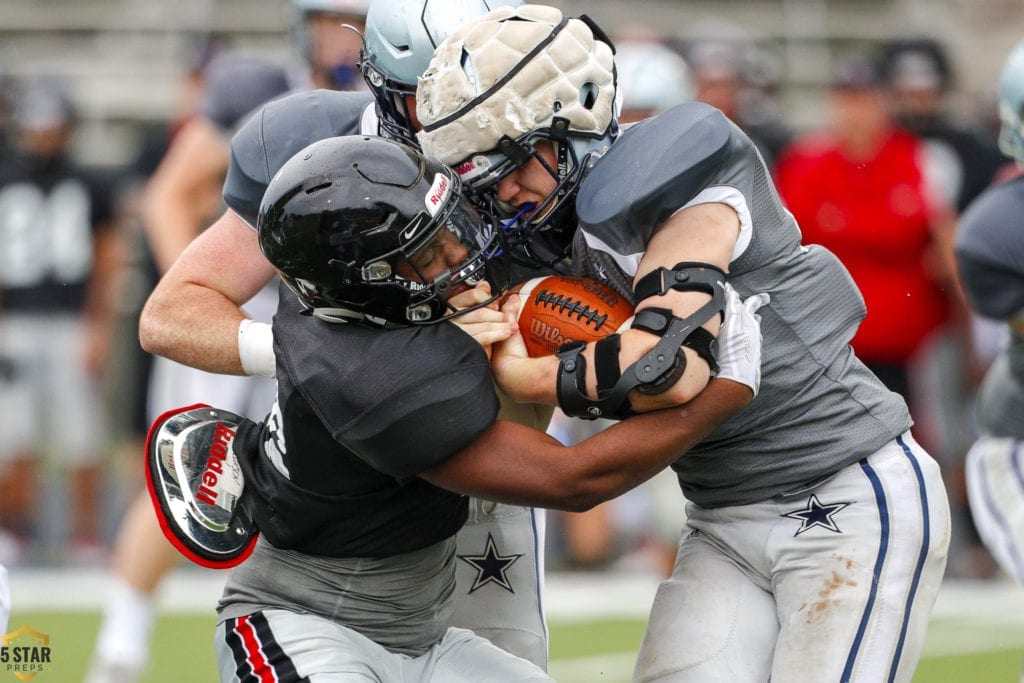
458;533;523;594
782;494;851;536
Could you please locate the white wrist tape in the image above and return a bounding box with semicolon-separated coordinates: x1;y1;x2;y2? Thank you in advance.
238;319;276;378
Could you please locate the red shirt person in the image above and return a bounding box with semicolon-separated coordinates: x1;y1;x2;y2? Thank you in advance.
776;54;956;400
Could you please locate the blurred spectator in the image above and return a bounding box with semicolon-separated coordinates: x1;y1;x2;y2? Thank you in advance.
775;52;963;451
291;0;370;90
0;80;121;563
880;37;1007;213
684;36;793;170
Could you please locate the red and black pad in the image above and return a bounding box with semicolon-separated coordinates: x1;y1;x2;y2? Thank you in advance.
145;404;260;569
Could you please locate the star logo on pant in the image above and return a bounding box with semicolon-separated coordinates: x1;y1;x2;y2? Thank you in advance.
458;533;523;594
782;494;851;536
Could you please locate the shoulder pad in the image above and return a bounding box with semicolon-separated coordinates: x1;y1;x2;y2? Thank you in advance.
223;89;375;227
577;103;735;250
955;177;1024;319
200;56;291;132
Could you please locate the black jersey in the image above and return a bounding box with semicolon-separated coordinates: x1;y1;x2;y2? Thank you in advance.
0;153;117;312
238;285;500;558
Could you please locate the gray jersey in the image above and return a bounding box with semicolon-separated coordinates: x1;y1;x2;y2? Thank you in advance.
219;536;457;657
573;103;911;507
956;174;1024;438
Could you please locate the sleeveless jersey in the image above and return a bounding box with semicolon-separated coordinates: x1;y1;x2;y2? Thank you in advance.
218;91;554;651
243;284;499;557
573;102;911;507
219;284;499;654
955;174;1024;438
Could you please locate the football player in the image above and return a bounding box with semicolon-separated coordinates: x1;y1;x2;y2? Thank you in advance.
414;5;951;681
138;0;574;671
152;133;765;681
957;40;1024;589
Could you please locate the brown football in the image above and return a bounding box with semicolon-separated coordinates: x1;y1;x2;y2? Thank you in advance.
515;275;635;358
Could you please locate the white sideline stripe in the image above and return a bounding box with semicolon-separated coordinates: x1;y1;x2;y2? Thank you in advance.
4;567;665;618
8;569;1024;658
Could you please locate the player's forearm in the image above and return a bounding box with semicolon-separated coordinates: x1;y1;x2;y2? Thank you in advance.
427;378;749;511
549;379;748;509
139;279;249;374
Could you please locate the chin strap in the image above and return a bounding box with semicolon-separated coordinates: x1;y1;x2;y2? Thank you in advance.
556;262;727;420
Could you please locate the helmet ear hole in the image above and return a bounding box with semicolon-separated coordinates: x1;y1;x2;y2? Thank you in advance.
580;82;599;110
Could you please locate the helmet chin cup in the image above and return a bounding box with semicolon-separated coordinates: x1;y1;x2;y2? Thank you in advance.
145;404;260;569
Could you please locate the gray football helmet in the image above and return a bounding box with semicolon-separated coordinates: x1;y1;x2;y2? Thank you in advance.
998;39;1024;165
358;0;523;144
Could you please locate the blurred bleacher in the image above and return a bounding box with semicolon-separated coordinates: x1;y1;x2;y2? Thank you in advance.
0;0;1021;167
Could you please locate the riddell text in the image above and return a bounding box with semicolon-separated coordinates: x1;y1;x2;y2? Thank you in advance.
195;423;236;506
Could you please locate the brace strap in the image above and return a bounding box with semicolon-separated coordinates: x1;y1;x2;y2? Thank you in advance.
555;263;727;420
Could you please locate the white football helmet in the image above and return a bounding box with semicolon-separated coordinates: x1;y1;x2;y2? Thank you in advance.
616;39;694;122
415;4;617;265
359;0;523;143
998;39;1024;165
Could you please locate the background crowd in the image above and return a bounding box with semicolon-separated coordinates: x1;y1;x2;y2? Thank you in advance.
0;0;1020;679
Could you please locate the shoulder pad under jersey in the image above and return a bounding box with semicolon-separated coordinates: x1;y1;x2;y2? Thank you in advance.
200;55;291;132
955;175;1024;319
577;102;734;252
273;295;499;479
223;89;375;228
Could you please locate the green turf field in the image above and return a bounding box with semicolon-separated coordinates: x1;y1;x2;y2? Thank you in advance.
8;609;1024;682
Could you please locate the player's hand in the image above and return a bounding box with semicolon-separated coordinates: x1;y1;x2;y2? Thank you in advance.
715;284;769;397
490;293;560;405
449;282;517;357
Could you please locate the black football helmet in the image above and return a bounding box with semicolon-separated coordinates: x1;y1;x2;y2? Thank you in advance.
258;135;512;326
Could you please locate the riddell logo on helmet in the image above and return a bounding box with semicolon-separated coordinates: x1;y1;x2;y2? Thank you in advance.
424;173;450;217
195;423;236;506
454;155;491;179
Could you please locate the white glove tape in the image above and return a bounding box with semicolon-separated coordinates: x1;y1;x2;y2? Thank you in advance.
238;319;276;378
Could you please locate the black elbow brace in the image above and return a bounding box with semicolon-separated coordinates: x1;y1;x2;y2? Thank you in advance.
556;262;726;421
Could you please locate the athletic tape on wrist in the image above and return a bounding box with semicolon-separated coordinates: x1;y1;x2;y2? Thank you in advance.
238;319;276;378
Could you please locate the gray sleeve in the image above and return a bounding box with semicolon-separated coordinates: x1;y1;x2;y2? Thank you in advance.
576;102;734;253
955;178;1024;320
222;89;375;228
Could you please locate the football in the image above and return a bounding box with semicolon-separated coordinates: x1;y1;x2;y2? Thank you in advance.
515;275;635;357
